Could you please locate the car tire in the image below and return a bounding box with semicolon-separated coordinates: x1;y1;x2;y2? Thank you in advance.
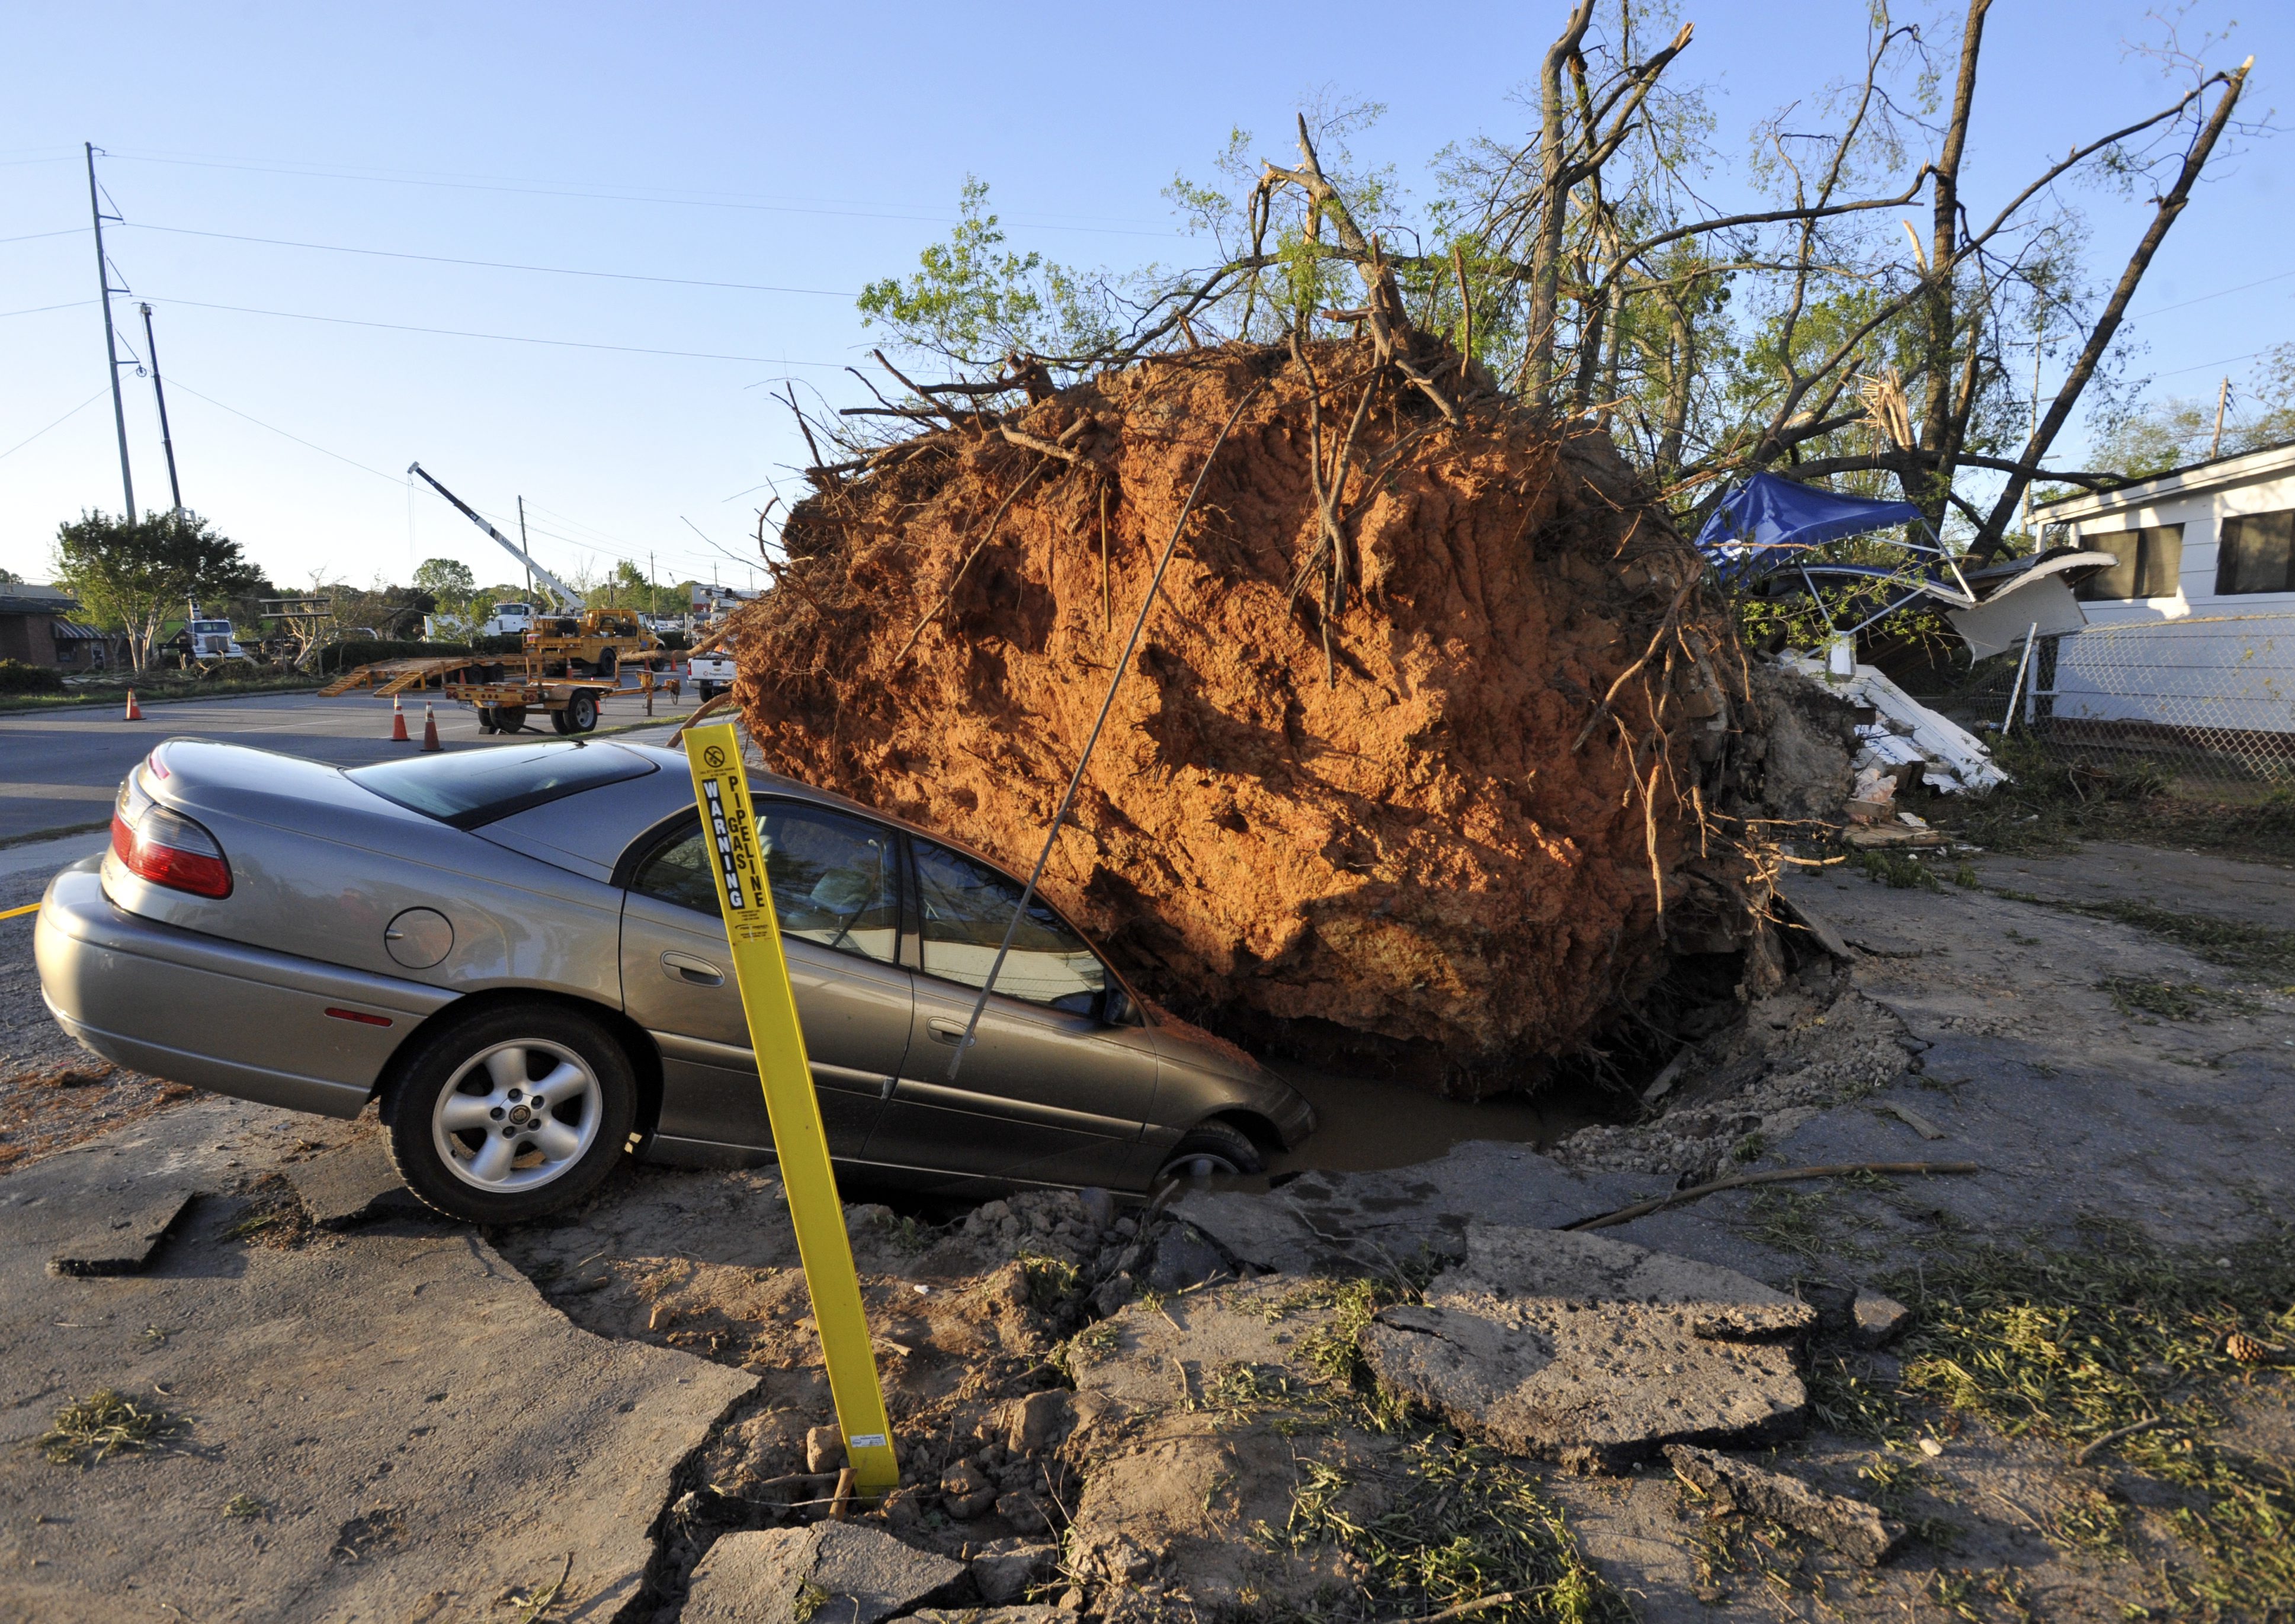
566;689;600;733
383;1003;637;1224
1156;1121;1263;1183
595;647;617;679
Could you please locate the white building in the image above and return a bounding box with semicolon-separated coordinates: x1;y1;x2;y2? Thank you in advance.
2030;439;2295;752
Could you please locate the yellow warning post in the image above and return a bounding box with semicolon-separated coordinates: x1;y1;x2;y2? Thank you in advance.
682;723;899;1494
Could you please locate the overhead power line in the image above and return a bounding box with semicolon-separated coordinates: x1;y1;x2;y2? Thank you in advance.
100;149;1186;239
0;299;96;320
164;375;405;484
143;294;848;367
0;388;110;464
120;222;856;297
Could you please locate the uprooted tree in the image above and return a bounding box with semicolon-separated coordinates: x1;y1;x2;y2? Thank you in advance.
720;2;2256;1092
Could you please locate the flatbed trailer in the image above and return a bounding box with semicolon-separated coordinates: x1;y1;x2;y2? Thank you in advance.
318;654;509;698
444;666;679;735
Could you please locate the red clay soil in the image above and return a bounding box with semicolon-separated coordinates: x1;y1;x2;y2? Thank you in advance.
731;342;1769;1096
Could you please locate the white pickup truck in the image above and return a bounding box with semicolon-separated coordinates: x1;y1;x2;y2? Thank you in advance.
687;634;737;699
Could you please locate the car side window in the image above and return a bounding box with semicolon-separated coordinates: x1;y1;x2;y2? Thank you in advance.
628;802;902;965
912;839;1107;1014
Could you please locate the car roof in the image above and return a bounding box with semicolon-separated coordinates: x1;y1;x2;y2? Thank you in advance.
482;742;1028;886
618;744;1026;868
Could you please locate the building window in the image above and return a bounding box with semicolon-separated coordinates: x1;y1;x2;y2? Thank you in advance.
2075;524;2183;600
2216;510;2295;596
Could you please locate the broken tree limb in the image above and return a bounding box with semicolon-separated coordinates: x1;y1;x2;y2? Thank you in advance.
1564;1161;1982;1232
2074;1414;2177;1466
1971;57;2251;560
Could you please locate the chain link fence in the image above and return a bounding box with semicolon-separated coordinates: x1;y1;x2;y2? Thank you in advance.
1937;613;2295;793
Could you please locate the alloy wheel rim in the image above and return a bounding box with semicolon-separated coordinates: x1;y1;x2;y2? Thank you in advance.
1162;1151;1243;1181
432;1039;602;1193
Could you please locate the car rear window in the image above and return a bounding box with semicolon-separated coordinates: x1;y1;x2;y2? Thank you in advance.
349;742;656;829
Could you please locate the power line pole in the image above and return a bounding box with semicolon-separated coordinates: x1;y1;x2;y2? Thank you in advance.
517;496;533;603
137;303;182;515
85;142;134;519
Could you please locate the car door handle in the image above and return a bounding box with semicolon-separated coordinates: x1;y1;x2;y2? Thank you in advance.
926;1018;976;1047
661;951;724;986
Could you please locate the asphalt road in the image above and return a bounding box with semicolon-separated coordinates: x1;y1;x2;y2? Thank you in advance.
0;685;703;843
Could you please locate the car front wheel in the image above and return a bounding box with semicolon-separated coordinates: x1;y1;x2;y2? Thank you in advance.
384;1003;637;1222
1156;1121;1263;1183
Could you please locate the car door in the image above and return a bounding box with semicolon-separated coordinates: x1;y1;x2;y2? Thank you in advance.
618;800;913;1161
864;836;1159;1189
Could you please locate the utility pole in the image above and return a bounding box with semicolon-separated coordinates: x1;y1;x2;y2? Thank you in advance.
85;143;134;519
137;303;182;515
2210;376;2232;461
517;496;534;604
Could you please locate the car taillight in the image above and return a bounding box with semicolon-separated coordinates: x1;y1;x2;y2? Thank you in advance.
111;768;232;898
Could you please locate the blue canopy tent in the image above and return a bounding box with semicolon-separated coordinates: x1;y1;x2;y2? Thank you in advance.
1693;471;1977;639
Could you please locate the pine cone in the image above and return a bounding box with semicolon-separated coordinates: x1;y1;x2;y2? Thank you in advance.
2225;1331;2278;1364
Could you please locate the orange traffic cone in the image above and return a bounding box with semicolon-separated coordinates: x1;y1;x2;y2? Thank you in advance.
123;689;143;721
420;702;441;752
390;695;409;742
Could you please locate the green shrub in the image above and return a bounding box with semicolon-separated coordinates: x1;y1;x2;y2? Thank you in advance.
0;660;66;694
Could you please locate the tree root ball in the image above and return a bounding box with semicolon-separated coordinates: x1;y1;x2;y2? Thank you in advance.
732;342;1768;1096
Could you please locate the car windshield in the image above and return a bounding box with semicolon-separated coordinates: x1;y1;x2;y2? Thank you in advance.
350;742;656;829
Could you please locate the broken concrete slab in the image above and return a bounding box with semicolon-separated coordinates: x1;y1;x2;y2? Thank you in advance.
969;1538;1059;1604
286;1129;427;1228
46;1183;194;1276
0;1099;757;1623
1361;1222;1812;1472
1061;1277;1402;1611
680;1524;966;1624
1174;1140;1673;1279
1665;1444;1906;1564
1851;1289;1912;1349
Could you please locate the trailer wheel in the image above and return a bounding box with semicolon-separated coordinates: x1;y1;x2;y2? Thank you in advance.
566;689;600;733
496;704;528;733
551;708;574;734
476;708;499;734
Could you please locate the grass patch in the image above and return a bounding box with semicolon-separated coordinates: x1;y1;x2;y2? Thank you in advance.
1896;1227;2295;1615
223;1493;268;1520
0;672;327;714
1278;1434;1626;1624
1015;1251;1083;1312
1739;1186;1886;1264
2063;898;2295;981
37;1389;182;1466
2097;977;2264;1022
1932;739;2295;864
1850;848;1943;890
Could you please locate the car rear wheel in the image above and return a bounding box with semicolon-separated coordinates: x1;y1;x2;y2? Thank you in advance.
384;1003;637;1223
1156;1121;1263;1183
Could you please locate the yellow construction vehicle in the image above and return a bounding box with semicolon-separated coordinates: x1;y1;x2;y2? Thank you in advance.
408;461;665;679
521;605;659;679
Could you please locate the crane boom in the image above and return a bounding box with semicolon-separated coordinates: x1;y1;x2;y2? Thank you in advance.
407;462;585;612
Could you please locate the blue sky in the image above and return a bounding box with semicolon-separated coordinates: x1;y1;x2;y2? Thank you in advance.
2;1;2286;591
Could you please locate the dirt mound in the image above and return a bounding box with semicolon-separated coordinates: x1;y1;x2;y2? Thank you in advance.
732;342;1774;1093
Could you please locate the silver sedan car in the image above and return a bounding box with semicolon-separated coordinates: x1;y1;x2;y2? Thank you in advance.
36;738;1313;1222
